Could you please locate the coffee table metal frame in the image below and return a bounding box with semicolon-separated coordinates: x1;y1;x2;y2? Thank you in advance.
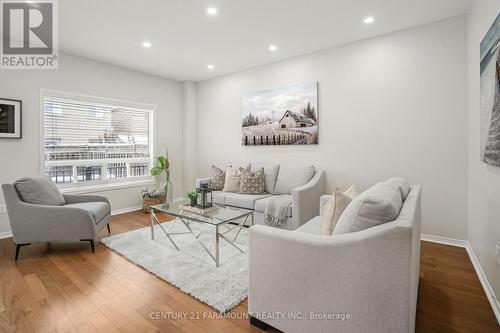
150;204;254;267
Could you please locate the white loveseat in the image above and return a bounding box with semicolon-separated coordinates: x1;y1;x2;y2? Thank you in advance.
195;164;325;230
248;184;421;333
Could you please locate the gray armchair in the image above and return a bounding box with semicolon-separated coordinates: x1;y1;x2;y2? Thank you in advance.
2;181;111;260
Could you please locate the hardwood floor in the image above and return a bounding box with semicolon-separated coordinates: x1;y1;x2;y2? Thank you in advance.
0;210;498;332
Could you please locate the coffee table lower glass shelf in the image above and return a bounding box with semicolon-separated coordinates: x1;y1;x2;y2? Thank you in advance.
150;203;254;267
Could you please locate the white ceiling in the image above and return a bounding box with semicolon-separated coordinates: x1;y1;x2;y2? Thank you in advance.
60;0;471;82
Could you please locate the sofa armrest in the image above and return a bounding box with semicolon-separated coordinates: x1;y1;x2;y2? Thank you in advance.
195;177;211;188
248;224;414;333
8;201;97;243
63;194;110;205
291;170;325;227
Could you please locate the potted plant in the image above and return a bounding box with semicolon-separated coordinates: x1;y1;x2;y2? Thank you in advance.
186;190;199;207
141;189;165;212
150;149;173;204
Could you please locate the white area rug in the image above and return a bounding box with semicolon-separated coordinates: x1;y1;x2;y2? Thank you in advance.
101;220;248;312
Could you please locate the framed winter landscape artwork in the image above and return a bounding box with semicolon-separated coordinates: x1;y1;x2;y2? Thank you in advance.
0;98;22;139
241;82;318;146
480;12;500;166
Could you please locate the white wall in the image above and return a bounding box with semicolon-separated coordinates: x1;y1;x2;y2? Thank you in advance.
197;16;468;239
181;81;199;193
0;53;182;235
467;0;500;310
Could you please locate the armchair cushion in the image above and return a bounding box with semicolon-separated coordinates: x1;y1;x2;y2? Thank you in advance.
333;182;402;235
274;165;315;194
14;176;65;206
294;215;322;235
65;202;110;224
386;177;410;201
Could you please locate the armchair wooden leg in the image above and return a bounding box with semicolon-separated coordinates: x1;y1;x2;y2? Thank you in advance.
80;239;95;253
107;223;111;235
15;243;31;261
250;316;270;331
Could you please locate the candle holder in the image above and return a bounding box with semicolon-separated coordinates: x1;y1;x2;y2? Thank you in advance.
196;183;213;209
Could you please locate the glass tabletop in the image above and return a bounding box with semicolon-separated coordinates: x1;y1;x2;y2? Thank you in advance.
151;200;253;226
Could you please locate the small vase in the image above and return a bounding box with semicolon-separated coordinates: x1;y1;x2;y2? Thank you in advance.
164;171;173;204
190;198;197;207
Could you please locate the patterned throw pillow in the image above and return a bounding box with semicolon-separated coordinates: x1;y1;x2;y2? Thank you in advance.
211;166;225;190
238;167;265;195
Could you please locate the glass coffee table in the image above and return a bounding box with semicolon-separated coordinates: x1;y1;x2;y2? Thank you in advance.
150;202;254;267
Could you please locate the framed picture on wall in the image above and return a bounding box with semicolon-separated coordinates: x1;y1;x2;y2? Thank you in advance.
480;12;500;166
0;98;22;139
241;82;318;146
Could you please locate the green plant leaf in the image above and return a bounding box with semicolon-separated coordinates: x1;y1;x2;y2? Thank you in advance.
164;159;169;170
150;166;163;176
155;156;166;169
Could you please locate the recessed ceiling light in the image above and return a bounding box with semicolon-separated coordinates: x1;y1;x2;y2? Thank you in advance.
142;41;152;48
207;64;215;70
363;16;375;24
206;7;217;16
269;44;278;51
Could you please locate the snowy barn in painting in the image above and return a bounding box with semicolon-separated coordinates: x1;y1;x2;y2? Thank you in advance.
279;111;316;128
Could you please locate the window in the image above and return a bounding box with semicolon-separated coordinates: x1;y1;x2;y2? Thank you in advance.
42;90;154;189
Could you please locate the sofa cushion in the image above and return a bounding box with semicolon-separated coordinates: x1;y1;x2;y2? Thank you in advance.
238;167;265;195
295;216;322;235
65;202;110;224
386;177;410;201
14;176;65;206
224;193;271;210
254;195;292;217
333;182;403;235
251;163;280;194
274;165;315;194
212;191;226;205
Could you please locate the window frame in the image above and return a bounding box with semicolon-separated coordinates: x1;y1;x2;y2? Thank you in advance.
39;88;156;192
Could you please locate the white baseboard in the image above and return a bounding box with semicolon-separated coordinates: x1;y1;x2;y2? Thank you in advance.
0;231;12;239
465;242;500;323
421;233;500;324
111;205;142;216
420;234;468;248
0;205;143;240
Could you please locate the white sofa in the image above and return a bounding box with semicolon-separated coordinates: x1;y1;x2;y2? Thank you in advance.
248;184;421;333
195;164;325;230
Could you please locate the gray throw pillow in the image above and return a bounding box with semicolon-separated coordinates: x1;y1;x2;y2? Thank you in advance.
238;167;265;195
385;177;410;201
333;182;403;235
211;166;226;190
14;176;65;206
274;165;315;194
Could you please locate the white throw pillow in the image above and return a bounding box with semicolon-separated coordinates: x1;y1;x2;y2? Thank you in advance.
222;166;247;192
343;184;359;199
320;185;359;235
274;165;315;194
333;182;403;235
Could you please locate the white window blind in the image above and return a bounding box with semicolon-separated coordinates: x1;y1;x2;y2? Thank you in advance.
42;91;154;188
